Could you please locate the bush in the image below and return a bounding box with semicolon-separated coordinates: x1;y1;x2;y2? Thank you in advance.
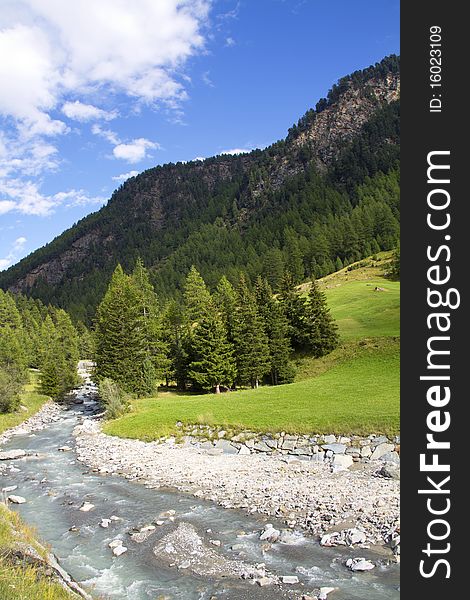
0;367;23;413
98;378;130;420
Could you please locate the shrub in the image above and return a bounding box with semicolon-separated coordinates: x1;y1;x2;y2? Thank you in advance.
0;367;23;413
98;378;130;420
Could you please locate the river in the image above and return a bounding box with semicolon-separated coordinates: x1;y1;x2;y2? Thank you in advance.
1;392;400;599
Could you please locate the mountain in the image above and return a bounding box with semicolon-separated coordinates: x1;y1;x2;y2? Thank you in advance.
0;55;400;323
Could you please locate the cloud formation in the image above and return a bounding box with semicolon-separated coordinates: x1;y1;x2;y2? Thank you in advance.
0;236;27;271
0;0;211;217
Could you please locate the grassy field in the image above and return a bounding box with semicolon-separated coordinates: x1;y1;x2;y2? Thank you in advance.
104;253;400;440
0;371;50;436
0;505;74;600
104;337;399;440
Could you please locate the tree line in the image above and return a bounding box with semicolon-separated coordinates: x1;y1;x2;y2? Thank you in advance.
0;290;83;413
94;260;339;398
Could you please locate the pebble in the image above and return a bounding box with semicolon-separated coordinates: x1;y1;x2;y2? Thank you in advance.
113;545;128;556
79;501;95;512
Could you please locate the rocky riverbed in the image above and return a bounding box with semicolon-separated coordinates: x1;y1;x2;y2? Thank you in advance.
74;419;400;554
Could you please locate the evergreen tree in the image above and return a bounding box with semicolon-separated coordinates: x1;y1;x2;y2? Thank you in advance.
262;248;285;292
39;315;65;399
278;271;309;349
255;277;295;385
188;307;236;393
52;308;80;392
284;229;305;284
162;300;190;390
303;279;339;356
184;266;213;323
214;275;237;342
232;275;270;388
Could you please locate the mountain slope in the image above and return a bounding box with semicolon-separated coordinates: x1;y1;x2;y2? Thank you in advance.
0;55;400;323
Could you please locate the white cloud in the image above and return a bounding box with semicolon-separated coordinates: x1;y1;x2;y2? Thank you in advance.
0;178;106;216
220;147;251;155
91;124;121;146
0;235;28;271
225;37;236;47
113;138;159;164
112;170;140;183
62;101;117;122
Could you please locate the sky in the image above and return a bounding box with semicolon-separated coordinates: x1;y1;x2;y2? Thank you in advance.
0;0;399;271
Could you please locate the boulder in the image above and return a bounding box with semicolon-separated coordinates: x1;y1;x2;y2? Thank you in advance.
113;545;128;556
319;587;336;600
260;524;280;543
370;443;395;461
0;449;26;461
238;445;251;455
346;557;375;571
332;454;353;470
79;501;95;512
346;528;367;545
8;495;26;504
322;443;347;454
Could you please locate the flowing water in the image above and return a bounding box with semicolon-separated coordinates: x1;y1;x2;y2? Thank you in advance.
1;401;399;599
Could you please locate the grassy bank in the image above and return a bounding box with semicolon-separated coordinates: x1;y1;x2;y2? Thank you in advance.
0;371;50;436
104;254;400;441
104;337;399;440
0;505;73;600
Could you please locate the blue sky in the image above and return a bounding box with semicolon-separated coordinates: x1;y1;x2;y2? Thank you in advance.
0;0;399;270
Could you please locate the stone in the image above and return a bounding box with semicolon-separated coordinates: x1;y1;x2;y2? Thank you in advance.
371;436;389;446
253;441;271;452
339;436;351;444
238;445;251;455
380;451;400;464
155;520;165;526
8;494;26;504
360;445;372;458
377;464;400;480
346;558;375;571
79;501;95;512
260;524;280;543
322;435;336;444
281;575;299;584
100;519;111;528
58;446;72;452
109;539;123;549
319;587;336;600
210;539;221;547
370;443;395;461
281;439;296;451
0;449;26;460
322;443;347;454
332;454;353;470
113;545;128;556
217;430;226;439
2;485;18;493
256;577;275;586
346;528;367;545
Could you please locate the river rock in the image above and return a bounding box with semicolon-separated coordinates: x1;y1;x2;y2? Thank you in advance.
281;575;299;584
380;451;400;464
370;443;394;460
0;449;26;460
109;539;123;548
259;524;280;543
256;577;275;586
113;545;128;556
322;444;347;454
377;463;400;480
8;494;26;504
2;485;18;493
58;446;72;452
332;454;353;470
79;501;95;512
237;445;251;455
319;587;336;599
346;528;367;545
346;557;375;571
209;539;221;547
100;519;111;528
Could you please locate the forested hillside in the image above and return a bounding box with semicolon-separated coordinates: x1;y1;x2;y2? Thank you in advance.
0;56;400;324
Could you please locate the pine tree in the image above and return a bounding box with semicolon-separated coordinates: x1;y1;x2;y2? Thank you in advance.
255;277;295;385
188;308;237;393
278;271;309;349
214;275;237;342
184;266;213;324
232;275;270;388
162;300;190;390
39;315;67;399
303;279;339;356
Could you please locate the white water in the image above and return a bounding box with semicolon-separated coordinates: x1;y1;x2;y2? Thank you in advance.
1;403;400;599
